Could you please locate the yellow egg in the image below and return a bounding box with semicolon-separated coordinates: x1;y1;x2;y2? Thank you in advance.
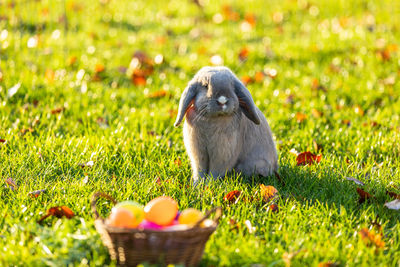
114;201;144;227
178;208;203;225
144;196;178;226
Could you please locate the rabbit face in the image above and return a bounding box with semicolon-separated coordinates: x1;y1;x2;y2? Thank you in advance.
193;72;239;119
174;66;260;127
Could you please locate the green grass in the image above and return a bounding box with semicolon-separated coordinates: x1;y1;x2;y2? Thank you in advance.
1;0;400;266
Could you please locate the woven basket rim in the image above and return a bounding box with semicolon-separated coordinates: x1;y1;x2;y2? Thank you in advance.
96;218;218;235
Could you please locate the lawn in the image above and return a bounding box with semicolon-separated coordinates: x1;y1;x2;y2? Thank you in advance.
1;0;400;266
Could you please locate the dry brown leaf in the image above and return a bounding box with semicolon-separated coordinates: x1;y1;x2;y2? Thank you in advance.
224;190;242;204
260;184;278;202
295;112;307;123
51;107;64;114
356;188;373;204
359;228;385;248
38;206;75;223
296;152;322;166
238;47;249;61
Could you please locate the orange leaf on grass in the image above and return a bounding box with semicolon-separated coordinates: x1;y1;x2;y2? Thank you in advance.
254;71;264;83
45;69;55;83
357;187;373;204
224;190;242;204
132;75;146;86
296;152;322;166
38;206;75;223
95;63;105;73
241;75;253;85
147;90;168;99
359;228;385;248
51;107;64;114
296;112;307;123
244;13;256;27
260;184;278;202
269;203;279;212
238;47;249;61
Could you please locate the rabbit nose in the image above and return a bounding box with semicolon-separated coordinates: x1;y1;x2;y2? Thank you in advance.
217;96;228;105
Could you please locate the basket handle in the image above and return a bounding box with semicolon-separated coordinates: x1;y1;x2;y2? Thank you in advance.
193;207;222;228
91;192;117;220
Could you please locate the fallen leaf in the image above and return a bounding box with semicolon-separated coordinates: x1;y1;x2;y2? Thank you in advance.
241;75;253;85
38;206;75;223
222;4;240;21
295;112;307;123
244;220;255;233
260;184;278;202
95;63;105;73
359;228;385;248
224;190;242;204
45;69;55;83
147;89;168;99
384;199;400;210
244;13;256;27
342;119;351;126
67;55;77;66
296;151;322;166
269;203;279;212
5;178;18;191
254;71;264;83
155;177;162;185
132;75;146;86
386;191;400;199
20;128;34;135
311;108;323;118
51;107;64;114
0;139;5;143
238;47;249;61
29;189;47;198
346;177;365;186
357;187;373;204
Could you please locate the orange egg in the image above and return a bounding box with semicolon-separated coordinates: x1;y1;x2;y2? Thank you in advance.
144;196;178;226
107;207;136;228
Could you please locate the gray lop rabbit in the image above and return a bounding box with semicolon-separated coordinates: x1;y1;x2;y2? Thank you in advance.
174;66;278;183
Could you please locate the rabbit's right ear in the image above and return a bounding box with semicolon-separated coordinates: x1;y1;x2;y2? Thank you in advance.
174;82;198;127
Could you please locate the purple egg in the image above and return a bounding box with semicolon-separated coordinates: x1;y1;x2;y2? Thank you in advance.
138;220;163;230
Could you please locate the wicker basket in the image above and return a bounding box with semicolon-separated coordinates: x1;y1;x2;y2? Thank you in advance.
91;192;221;266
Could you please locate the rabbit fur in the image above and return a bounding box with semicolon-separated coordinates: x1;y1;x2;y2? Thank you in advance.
174;66;278;183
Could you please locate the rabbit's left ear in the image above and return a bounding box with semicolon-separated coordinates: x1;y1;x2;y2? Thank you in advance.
234;78;260;125
174;82;198;127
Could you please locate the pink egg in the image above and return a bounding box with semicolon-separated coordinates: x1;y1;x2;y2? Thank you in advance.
138;220;163;230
